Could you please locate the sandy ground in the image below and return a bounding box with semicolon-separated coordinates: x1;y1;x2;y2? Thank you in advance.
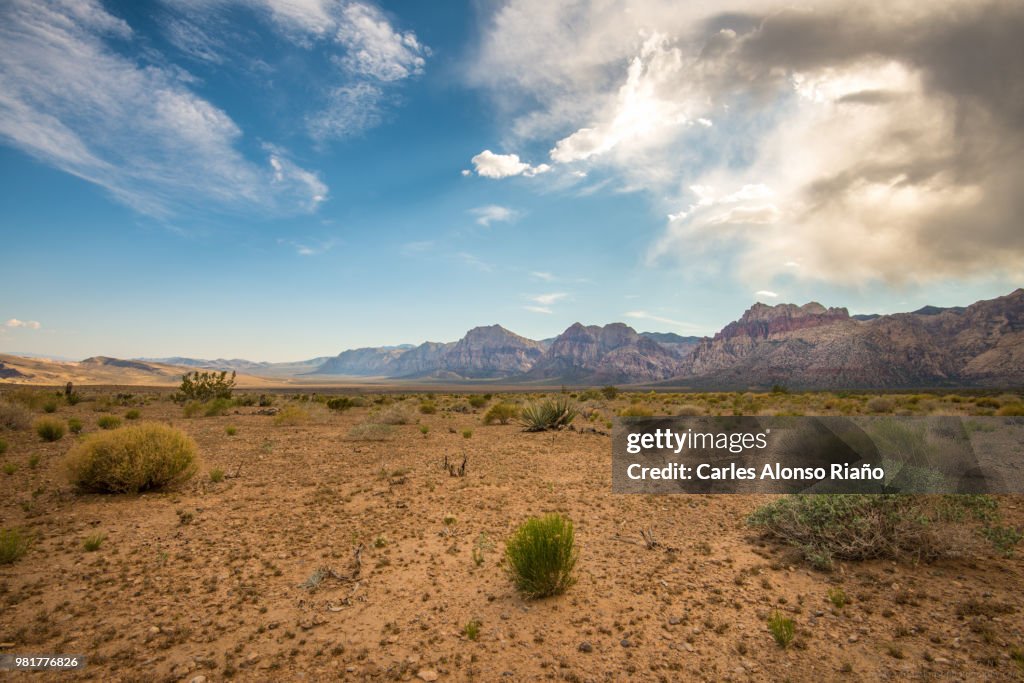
1;391;1022;682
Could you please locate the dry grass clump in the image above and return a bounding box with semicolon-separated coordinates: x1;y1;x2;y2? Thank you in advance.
35;417;66;442
274;405;310;426
0;400;32;430
377;403;415;425
748;494;1014;570
64;422;198;494
0;528;31;565
483;402;519;425
865;396;896;413
347;423;395;441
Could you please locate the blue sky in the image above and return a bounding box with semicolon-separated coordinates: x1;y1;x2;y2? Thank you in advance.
2;0;1021;361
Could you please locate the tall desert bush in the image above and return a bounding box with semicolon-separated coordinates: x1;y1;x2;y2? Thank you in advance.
0;400;31;430
65;423;197;494
505;513;578;598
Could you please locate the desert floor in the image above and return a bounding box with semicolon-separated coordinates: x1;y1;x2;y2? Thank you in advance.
1;389;1023;682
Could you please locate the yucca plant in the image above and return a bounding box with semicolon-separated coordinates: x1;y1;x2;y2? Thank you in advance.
505;513;578;598
518;397;578;432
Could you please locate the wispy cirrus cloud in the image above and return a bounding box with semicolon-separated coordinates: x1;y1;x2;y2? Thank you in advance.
625;310;698;330
0;0;326;218
523;305;553;314
531;292;568;306
161;1;429;143
755;290;779;299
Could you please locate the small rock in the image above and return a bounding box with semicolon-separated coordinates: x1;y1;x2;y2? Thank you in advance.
848;635;858;643
148;626;161;635
620;638;632;648
417;669;439;682
189;677;207;683
683;643;695;653
578;642;593;653
668;616;682;625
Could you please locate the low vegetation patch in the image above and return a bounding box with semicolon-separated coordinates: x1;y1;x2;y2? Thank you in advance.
0;400;32;430
274;405;310;426
0;528;30;565
748;494;1019;570
178;370;236;401
378;403;415;425
519;397;578;432
83;532;106;552
768;610;795;648
68;418;83;434
97;415;122;430
483;402;519;425
35;417;66;442
505;513;578;598
64;422;198;494
347;423;395;441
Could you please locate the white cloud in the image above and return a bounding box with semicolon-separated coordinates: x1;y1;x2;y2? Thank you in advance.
624;311;697;330
524;305;553;314
307;82;384;141
334;2;428;81
0;0;326;217
467;0;1024;286
755;290;779;299
531;292;568;306
530;271;556;281
470;150;550;179
5;319;41;329
163;0;428;142
470;205;518;227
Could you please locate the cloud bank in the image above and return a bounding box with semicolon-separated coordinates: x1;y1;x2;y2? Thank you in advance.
467;0;1024;286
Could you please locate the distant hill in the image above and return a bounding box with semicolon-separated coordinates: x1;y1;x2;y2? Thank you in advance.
7;289;1023;389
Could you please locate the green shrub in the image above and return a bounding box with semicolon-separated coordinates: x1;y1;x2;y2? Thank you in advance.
35;417;65;442
68;418;83;434
64;422;198;494
505;513;578;598
202;398;232;417
97;415;122;430
327;397;353;411
601;386;619;400
748;494;1017;570
28;454;40;469
0;528;30;564
828;587;848;608
124;409;141;420
419;424;429;437
179;370;236;402
209;468;225;483
463;619;482;641
419;400;436;414
42;400;59;413
462;429;473;439
2;462;15;475
768;610;795;647
225;426;237;436
483;402;519;425
0;438;6;455
467;395;488;409
83;533;105;552
519;397;578;432
0;400;32;430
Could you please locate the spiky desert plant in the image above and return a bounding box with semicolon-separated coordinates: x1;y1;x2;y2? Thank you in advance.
505;513;578;598
518;397;578;432
35;417;66;442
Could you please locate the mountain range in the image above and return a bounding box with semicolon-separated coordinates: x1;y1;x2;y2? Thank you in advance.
3;289;1022;389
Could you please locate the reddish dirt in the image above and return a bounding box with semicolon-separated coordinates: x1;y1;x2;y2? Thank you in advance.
1;392;1022;682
